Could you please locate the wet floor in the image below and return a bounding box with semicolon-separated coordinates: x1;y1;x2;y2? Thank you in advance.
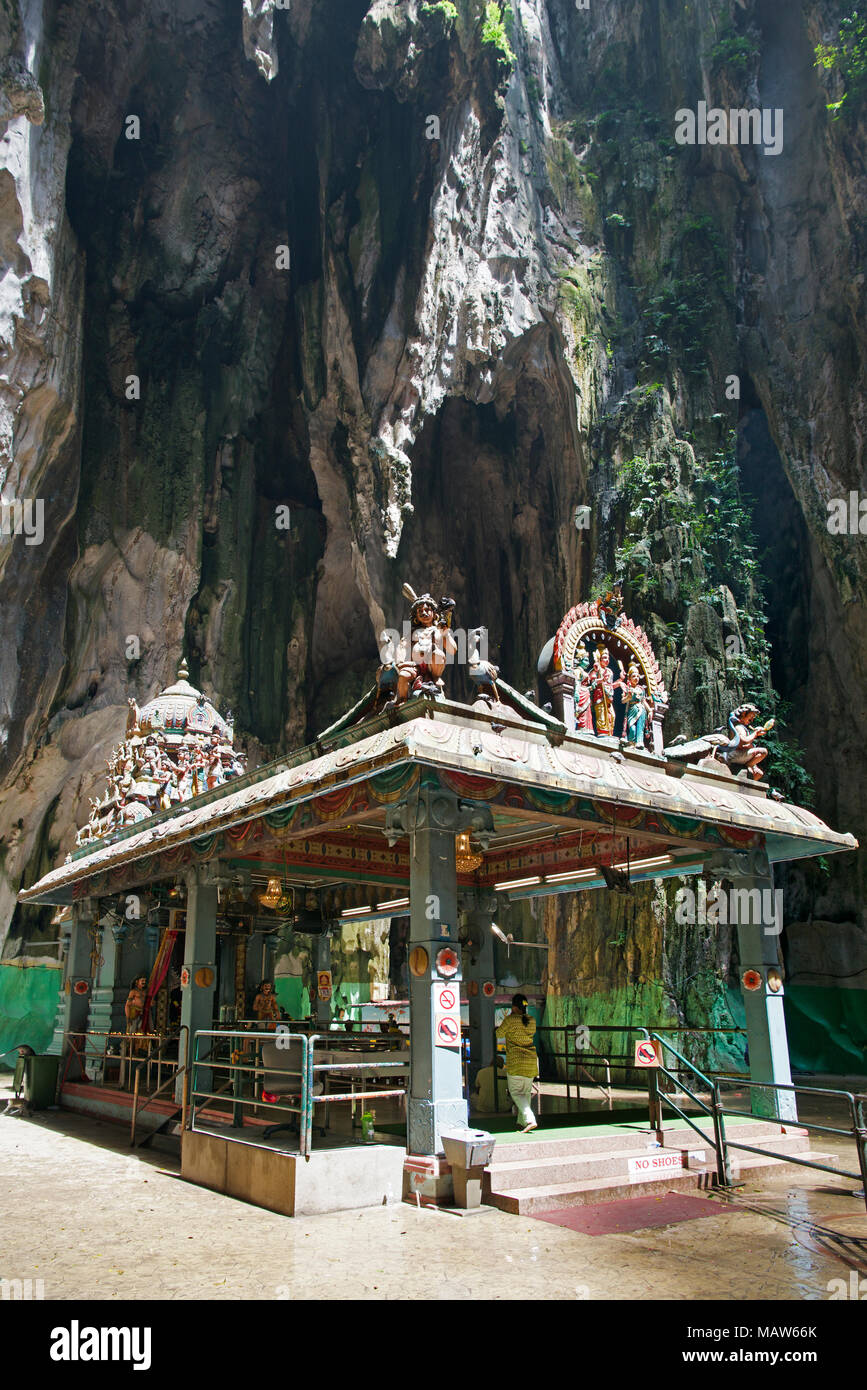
2;1080;864;1300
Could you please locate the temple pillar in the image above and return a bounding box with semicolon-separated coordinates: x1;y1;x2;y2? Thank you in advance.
47;899;95;1079
463;891;497;1086
177;865;218;1102
88;909;126;1081
313;934;332;1029
709;850;796;1123
386;786;494;1157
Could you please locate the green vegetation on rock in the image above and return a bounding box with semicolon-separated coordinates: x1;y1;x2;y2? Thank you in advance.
480;1;516;67
707;20;760;75
815;9;867;118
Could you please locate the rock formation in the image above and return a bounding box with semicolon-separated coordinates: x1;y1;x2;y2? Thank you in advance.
0;0;863;1070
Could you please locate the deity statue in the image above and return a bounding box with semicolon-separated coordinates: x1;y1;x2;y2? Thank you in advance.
125;975;148;1035
573;641;594;732
117;793;152;826
713;703;775;781
618;662;654;748
168;744;194;801
125;698;140;738
378;583;458;706
253;981;281;1027
204;733;225;790
191;745;208;797
589;646;615;735
74;663;247;848
597;583;624;630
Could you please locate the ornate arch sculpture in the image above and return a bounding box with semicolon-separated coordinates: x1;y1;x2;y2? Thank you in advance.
542;599;669;754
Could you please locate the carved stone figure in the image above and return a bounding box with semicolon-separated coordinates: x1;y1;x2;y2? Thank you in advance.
665;703;775;782
74;659;247;847
619;662;654;748
378;583;458;706
125;975;148;1034
713;704;775;781
589;646;615;735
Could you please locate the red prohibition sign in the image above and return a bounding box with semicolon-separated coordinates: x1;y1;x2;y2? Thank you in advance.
437;1016;459;1044
636;1041;656;1063
438;987;456;1010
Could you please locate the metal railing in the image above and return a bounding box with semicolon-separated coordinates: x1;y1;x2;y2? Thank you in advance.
59;1027;183;1094
641;1030;867;1213
486;1023;747;1114
189;1028;408;1157
129;1025;190;1147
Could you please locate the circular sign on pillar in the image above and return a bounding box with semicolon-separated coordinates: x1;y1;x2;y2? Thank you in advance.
194;967;215;988
73;979;89;996
409;946;429;978
468;980;478;997
742;968;762;992
180;966;191;988
435;946;459;977
482;981;495;998
766;968;783;994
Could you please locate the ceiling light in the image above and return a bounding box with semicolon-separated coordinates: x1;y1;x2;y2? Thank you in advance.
455;832;483;873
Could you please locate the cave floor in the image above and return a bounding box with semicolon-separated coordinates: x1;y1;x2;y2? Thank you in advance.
2;1077;864;1302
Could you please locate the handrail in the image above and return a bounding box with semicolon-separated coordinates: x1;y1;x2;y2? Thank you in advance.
641;1030;730;1185
712;1077;867;1214
641;1034;867;1210
188;1028;406;1159
190;1028;312;1153
129;1025;190;1141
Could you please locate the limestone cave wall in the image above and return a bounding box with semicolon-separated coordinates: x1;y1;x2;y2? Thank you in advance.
0;0;864;1071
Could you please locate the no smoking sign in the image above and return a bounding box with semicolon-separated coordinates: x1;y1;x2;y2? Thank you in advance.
434;982;461;1049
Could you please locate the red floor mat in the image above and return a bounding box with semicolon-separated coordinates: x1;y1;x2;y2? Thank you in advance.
530;1191;742;1236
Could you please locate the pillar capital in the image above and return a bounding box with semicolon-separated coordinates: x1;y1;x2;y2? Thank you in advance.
384;786;494;847
703;845;771;882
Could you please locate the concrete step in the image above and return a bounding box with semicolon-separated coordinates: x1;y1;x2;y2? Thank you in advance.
485;1131;812;1193
488;1119;806;1166
485;1150;837;1215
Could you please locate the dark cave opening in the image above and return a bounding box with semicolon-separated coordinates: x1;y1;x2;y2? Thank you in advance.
736;373;811;730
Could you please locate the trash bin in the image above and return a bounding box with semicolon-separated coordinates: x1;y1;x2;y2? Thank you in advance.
23;1054;59;1110
440;1126;496;1209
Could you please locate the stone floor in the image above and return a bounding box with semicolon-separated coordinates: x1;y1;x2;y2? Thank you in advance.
2;1079;865;1300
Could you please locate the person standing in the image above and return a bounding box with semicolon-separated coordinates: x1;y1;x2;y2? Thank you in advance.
496;994;538;1133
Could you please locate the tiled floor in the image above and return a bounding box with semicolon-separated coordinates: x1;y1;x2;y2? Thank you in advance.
2;1079;864;1300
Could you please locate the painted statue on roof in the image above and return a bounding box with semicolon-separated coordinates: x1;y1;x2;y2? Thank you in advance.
75;659;246;847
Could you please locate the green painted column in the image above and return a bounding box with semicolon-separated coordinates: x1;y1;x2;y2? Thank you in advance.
47;900;95;1078
178;865;219;1103
463;891;497;1085
710;850;797;1123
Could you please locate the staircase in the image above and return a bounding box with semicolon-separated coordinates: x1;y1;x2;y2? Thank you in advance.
482;1118;835;1215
